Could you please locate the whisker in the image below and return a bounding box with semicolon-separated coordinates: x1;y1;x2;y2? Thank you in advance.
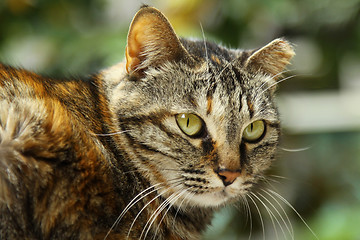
250;192;281;240
140;192;175;240
257;191;292;240
105;178;182;240
104;182;165;240
238;195;253;240
171;190;195;229
141;187;186;240
247;193;265;240
262;189;294;239
199;22;209;72
243;195;253;240
268;189;319;240
255;69;294;93
267;175;291;181
95;130;132;137
126;185;177;239
256;74;300;97
150;187;191;240
279;146;311;152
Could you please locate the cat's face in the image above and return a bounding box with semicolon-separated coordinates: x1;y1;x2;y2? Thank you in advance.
105;7;294;207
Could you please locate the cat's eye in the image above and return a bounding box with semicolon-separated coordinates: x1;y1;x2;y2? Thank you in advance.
243;120;265;142
176;113;204;137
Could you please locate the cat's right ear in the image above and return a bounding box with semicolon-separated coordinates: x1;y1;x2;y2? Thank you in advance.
244;38;295;78
125;6;192;76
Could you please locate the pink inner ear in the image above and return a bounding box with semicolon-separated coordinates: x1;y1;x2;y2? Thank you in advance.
124;7;192;75
125;18;149;73
125;9;169;74
125;44;141;73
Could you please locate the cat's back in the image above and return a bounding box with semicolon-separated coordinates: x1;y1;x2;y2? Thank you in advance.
0;63;75;162
0;64;119;239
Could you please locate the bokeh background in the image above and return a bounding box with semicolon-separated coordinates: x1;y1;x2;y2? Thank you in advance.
1;0;360;239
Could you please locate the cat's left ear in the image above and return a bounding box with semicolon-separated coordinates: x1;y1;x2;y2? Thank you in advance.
244;38;295;78
125;6;193;76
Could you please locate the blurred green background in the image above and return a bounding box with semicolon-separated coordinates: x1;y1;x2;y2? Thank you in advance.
1;0;359;239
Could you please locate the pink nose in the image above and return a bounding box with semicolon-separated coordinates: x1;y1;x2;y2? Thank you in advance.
216;170;241;186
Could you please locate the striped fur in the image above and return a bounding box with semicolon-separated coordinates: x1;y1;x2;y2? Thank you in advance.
0;6;294;240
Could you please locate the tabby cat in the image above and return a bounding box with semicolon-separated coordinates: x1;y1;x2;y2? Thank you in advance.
0;6;294;240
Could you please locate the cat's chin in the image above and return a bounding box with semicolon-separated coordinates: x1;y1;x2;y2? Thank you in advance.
185;188;242;207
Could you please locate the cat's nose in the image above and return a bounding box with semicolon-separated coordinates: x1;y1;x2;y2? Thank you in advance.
216;169;241;186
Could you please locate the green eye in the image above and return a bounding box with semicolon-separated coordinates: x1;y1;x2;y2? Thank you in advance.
176;113;204;137
243;120;265;142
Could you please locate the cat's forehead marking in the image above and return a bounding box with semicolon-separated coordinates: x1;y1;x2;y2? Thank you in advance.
210;54;221;65
206;95;213;115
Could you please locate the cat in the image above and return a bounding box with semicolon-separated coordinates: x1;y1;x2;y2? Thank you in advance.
0;5;294;240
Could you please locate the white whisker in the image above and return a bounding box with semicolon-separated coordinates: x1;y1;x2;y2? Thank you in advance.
280;146;311;152
268;189;319;240
150;187;192;240
172;189;194;229
247;193;265;240
199;22;209;72
104;182;165;240
95;130;132;137
126;186;176;239
257;191;293;240
255;69;294;94
141;188;184;240
262;189;294;239
105;178;182;240
251;192;281;240
239;195;253;240
257;74;299;97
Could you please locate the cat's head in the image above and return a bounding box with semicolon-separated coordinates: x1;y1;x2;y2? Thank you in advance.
105;6;294;207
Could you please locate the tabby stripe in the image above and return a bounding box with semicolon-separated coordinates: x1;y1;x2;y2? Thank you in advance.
127;120;197;156
126;133;180;161
267;121;280;130
228;65;245;113
158;122;183;143
187;95;198;108
183;183;207;190
182;169;206;175
206;95;213;115
201;136;216;156
240;142;247;168
252;141;278;153
231;64;244;85
206;81;217;100
184;177;208;184
118;110;173;124
247;98;254;119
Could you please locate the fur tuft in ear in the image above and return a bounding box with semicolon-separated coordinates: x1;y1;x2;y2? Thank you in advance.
244;38;295;78
125;6;192;76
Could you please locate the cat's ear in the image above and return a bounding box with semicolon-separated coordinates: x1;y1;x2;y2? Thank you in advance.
125;6;192;76
244;38;295;78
